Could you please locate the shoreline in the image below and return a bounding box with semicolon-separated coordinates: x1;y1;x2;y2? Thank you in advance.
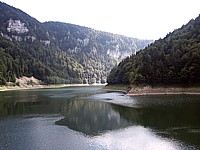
0;83;106;92
2;83;200;95
105;85;200;96
128;86;200;96
127;92;200;96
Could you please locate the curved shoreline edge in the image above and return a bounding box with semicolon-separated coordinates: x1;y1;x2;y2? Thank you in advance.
1;84;200;96
105;85;200;96
128;86;200;96
0;83;106;92
127;92;200;96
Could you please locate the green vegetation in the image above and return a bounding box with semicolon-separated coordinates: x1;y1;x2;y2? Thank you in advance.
0;2;152;85
107;15;200;86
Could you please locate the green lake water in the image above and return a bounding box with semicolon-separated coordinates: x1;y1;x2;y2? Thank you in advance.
0;86;200;149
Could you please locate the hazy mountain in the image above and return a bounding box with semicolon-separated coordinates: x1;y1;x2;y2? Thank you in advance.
0;2;152;85
107;15;200;85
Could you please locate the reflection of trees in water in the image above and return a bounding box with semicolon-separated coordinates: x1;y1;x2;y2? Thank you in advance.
114;95;200;129
0;101;55;116
0;91;68;116
1;91;200;148
112;105;144;125
56;100;132;136
0;87;107;117
112;98;200;149
0;90;42;102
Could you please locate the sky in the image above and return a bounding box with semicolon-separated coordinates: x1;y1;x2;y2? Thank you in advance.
1;0;200;40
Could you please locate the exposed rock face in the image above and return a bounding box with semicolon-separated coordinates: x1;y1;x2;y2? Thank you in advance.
16;76;41;86
7;18;29;33
24;36;36;42
40;40;50;46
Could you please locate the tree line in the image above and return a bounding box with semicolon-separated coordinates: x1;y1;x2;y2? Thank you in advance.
107;15;200;85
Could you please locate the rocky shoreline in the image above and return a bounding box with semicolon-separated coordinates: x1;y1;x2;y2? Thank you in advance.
0;83;107;92
0;76;106;92
0;84;90;91
105;85;200;96
127;86;200;96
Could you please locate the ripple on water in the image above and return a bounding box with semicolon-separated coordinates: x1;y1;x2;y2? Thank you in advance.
88;92;139;108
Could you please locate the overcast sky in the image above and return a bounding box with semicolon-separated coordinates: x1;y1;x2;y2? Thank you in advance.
1;0;200;40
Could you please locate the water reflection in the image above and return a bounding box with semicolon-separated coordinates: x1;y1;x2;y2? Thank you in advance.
56;100;132;135
0;88;200;149
92;126;181;150
0;86;104;117
112;95;200;149
0;95;133;135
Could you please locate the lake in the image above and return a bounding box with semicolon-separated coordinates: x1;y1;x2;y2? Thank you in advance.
0;86;200;149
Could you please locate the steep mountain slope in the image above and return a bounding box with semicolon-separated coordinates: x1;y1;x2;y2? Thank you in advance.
44;21;152;83
0;2;85;84
0;2;152;85
107;15;200;85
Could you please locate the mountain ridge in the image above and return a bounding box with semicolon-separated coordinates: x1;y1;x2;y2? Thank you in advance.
0;2;153;85
107;14;200;85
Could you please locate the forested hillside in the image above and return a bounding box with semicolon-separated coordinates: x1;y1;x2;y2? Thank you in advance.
0;2;152;85
107;15;200;85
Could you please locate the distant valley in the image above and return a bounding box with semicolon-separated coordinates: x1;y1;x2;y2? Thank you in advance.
0;2;152;85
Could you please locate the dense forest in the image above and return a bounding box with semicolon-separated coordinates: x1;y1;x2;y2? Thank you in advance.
0;2;152;85
107;15;200;85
